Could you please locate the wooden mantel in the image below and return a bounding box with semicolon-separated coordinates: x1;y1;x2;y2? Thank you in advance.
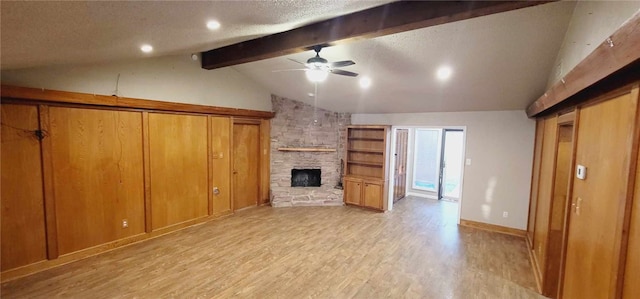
277;147;336;152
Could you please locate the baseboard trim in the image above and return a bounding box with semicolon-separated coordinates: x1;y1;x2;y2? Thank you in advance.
459;219;527;238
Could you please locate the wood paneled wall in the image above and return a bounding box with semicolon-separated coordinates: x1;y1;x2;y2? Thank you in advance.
48;107;146;255
1;104;48;270
527;83;640;299
210;116;233;216
0;88;272;280
527;119;545;247
532;116;558;281
148;113;209;230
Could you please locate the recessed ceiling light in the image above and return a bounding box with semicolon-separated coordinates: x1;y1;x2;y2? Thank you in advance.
307;92;315;97
359;77;372;89
207;20;221;30
436;66;453;81
140;44;153;53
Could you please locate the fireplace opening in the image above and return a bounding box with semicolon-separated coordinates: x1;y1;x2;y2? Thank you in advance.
291;169;321;187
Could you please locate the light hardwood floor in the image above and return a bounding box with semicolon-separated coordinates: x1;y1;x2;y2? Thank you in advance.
1;196;544;299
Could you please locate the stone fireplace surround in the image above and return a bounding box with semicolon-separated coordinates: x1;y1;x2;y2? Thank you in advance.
270;95;351;207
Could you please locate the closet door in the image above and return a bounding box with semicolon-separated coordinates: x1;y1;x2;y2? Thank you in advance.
563;91;638;298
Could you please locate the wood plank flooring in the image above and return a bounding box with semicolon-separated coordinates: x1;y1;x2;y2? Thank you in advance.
1;196;543;298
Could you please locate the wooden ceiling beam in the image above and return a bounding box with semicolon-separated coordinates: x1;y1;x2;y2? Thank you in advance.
201;1;554;70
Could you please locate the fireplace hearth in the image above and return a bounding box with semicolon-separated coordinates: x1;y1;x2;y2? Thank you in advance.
291;169;321;187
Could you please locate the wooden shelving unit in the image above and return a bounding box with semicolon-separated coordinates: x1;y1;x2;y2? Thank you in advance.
343;125;390;211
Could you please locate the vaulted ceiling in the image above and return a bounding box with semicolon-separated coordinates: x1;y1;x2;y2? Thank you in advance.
1;1;577;113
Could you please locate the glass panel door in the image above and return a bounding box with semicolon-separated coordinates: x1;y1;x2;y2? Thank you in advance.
412;129;441;192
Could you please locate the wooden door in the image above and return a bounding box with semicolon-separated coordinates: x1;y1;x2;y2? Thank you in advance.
1;104;48;271
49;107;145;254
394;129;408;202
364;181;383;209
533;116;558;280
148;113;208;230
233;122;260;210
527;119;545;247
563;92;637;299
344;178;362;205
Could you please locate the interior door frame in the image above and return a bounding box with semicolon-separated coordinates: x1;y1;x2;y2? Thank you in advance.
393;129;409;202
387;125;467;224
438;129;464;201
232;118;269;211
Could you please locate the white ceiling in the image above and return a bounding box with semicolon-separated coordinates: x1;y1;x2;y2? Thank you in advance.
1;1;576;113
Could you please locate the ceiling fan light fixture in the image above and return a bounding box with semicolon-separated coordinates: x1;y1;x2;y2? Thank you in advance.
306;68;328;82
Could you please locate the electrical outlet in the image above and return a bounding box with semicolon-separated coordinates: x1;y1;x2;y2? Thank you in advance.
122;219;128;228
502;211;508;218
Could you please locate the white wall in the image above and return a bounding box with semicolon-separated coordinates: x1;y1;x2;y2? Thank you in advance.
1;55;272;111
353;110;535;230
547;2;640;87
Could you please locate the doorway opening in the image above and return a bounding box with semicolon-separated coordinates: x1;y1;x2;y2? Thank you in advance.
388;127;466;221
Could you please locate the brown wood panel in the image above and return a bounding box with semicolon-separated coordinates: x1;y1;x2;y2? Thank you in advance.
533;116;558;282
142;112;152;233
201;1;552;69
563;91;637;299
543;124;573;297
148;113;209;230
527;119;545;247
363;181;383;210
210;116;232;215
394;129;408;202
343;178;362;205
1;104;47;271
49;107;145;255
260;119;271;205
624;145;640;298
38;105;58;259
233;123;260;210
1;85;275;119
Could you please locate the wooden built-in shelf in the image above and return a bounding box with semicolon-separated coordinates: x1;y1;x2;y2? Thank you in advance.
348;161;383;167
277;147;336;152
348;137;384;141
348;149;384;154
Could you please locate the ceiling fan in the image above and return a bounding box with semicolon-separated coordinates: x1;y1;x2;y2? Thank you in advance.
276;45;358;82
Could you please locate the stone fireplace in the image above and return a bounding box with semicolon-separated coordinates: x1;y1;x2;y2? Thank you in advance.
270;95;351;207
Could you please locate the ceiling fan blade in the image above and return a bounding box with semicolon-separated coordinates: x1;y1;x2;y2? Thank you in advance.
271;68;307;73
330;60;355;68
287;58;305;65
330;69;358;77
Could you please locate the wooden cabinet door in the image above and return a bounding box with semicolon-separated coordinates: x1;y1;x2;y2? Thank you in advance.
344;178;362;205
624;154;640;298
1;104;48;271
364;181;383;210
563;92;637;299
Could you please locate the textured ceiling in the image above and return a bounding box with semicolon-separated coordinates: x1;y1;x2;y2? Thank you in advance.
1;1;576;113
0;0;391;69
